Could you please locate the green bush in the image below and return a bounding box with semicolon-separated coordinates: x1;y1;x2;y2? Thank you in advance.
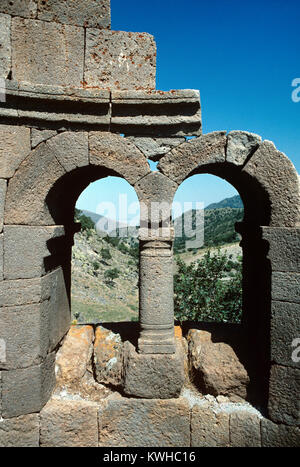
74;208;95;233
104;268;119;282
101;248;112;261
174;250;242;324
92;261;100;271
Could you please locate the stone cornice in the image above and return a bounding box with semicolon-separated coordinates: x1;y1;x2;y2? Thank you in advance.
0;81;202;137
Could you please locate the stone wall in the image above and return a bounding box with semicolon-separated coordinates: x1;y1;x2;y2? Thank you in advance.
0;0;156;90
1;324;299;447
0;0;299;448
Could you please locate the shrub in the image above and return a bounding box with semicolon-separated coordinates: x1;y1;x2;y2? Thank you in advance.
101;248;112;261
174;250;242;324
74;208;95;233
104;268;119;283
92;261;100;271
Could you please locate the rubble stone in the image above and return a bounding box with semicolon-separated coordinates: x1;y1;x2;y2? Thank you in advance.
55;325;94;384
187;329;249;399
93;326;123;388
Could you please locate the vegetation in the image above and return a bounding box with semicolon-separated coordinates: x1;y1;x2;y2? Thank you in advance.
101;248;112;261
174;207;243;253
73;196;243;325
103;234;139;260
74;208;95;233
174;250;242;324
104;268;120;285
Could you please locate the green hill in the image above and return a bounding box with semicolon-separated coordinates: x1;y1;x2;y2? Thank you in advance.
205;194;243;210
174;206;244;253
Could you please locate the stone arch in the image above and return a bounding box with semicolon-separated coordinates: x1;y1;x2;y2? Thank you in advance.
1;131;150;418
158;131;300;424
158;131;300;228
4;131;150;226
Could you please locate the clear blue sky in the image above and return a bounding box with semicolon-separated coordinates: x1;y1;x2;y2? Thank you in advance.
77;0;300;219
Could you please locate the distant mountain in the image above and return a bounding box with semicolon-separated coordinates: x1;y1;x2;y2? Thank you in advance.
81;210;103;225
205;195;243;210
78;194;244;252
79;210;130;237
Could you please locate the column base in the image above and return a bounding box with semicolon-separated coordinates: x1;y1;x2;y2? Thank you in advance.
138;324;176;354
123;340;185;399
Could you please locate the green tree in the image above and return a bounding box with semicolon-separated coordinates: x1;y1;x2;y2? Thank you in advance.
104;268;119;285
174;250;242;324
74;208;95;233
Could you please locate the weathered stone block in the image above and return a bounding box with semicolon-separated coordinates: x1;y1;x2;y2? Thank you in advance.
0;414;39;447
31;129;57;149
41;268;71;351
12;18;84;87
0;14;11;79
0;277;41;307
226;131;261;166
0;178;6;233
89;131;150;185
3;225;65;279
37;0;111;29
0;302;49;369
46;131;89;172
0;124;31;178
127;136;185;161
0;371;2;415
99;398;190;447
135;171;178;229
4;138;68;225
272;272;300;304
0;1;37;18
0;234;3;281
191;403;230;447
243;140;300;227
187;330;249;399
93;325;123;388
158;132;227;184
271;301;300;368
261;418;300;447
112;89;201;137
1;352;55;418
85;30;156;90
123;341;184;399
55;325;94;384
229;411;261;447
262;227;300;272
268;364;300;426
40;399;99;447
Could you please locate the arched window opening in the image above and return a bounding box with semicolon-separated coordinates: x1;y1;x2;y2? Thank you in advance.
172;174;244;325
71;176;140;324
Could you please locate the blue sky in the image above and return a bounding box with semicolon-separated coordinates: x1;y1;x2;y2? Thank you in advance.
77;0;300;219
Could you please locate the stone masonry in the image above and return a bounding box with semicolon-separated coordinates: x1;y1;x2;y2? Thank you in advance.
0;0;299;447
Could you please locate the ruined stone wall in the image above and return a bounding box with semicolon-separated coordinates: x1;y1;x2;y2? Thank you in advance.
0;0;299;447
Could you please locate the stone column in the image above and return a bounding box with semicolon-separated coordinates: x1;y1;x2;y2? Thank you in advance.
138;233;175;354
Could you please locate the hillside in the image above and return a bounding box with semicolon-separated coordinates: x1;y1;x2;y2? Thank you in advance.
71;229;139;323
205;194;243;210
174;207;244;253
72;195;244;323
